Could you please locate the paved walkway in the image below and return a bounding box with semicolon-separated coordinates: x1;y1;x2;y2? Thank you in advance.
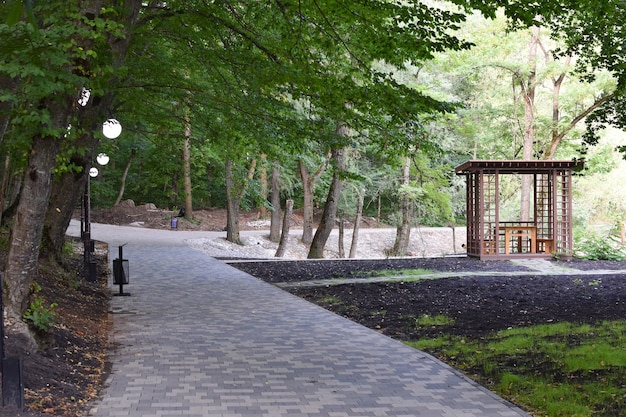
67;222;530;417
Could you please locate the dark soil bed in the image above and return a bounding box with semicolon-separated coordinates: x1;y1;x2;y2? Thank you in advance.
230;257;626;341
226;256;533;283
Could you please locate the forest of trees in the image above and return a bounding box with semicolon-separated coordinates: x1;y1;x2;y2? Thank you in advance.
2;0;626;346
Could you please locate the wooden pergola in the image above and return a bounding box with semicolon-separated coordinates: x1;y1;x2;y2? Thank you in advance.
455;160;580;260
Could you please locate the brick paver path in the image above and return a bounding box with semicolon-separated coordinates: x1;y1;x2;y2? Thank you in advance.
73;223;530;417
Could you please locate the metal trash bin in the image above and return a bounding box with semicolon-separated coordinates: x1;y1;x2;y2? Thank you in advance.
113;258;129;285
113;244;130;296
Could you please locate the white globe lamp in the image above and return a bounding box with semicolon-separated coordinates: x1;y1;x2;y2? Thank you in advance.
102;119;122;139
96;153;110;166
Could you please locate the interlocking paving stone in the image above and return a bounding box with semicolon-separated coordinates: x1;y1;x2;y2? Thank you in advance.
84;234;531;417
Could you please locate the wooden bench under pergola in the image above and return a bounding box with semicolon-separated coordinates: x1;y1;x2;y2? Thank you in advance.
455;160;580;260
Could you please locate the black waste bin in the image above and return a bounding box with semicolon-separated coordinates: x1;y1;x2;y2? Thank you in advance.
113;244;130;296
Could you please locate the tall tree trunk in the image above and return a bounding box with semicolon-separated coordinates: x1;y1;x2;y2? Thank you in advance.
247;158;257;181
349;188;365;258
338;219;345;258
113;149;137;206
224;159;242;244
170;171;179;206
298;161;315;245
391;156;412;256
4;135;62;348
520;26;540;222
298;159;326;244
308;147;345;259
183;123;193;219
258;154;268;218
275;199;293;257
451;225;457;254
42;164;89;260
0;94;12;225
269;164;281;242
0;155;11;226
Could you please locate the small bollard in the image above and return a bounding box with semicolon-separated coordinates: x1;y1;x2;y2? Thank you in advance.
0;273;24;410
112;243;130;296
2;358;24;410
87;260;98;283
171;217;177;229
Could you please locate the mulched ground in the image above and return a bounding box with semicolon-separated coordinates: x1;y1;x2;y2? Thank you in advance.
230;257;626;341
0;241;110;417
226;256;532;282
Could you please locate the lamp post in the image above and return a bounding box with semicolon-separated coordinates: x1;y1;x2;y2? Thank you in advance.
76;90;122;280
82;118;120;281
82;152;110;281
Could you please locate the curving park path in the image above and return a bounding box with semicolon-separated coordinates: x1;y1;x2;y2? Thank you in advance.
66;221;530;417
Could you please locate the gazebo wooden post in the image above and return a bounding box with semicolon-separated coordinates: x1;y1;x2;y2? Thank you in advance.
553;168;574;258
494;171;500;255
466;170;482;257
552;169;559;255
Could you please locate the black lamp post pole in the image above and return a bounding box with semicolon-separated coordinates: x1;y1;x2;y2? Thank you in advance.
83;172;96;281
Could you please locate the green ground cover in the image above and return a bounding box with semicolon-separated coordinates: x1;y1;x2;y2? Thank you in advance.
407;320;626;416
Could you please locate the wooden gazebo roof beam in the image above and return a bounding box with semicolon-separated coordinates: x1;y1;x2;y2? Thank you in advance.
454;160;580;175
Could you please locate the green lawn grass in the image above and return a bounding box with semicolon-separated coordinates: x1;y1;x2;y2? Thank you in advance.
350;267;432;278
407;319;626;416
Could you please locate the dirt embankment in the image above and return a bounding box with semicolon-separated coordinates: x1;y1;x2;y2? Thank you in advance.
91;201;467;259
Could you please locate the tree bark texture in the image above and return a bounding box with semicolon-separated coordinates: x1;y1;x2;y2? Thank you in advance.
391;157;412;256
269;165;281;242
42;164;89;260
225;159;242;244
5;136;61;321
258;154;268;219
298;160;315;245
0;155;11;226
114;149;137;206
183;124;193;219
275;199;293;257
349;188;365;258
338;220;345;258
307;148;345;259
298;159;326;245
